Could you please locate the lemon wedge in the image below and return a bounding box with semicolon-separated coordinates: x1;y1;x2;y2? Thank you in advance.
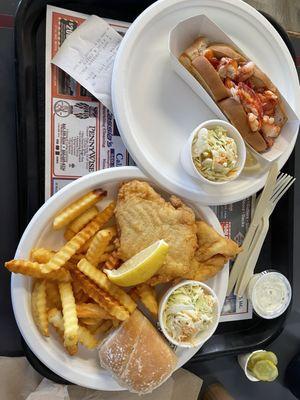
105;240;169;287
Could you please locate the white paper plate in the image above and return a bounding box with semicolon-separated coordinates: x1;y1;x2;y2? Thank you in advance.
11;166;228;391
112;0;300;205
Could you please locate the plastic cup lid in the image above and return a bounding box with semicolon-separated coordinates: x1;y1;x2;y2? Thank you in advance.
250;271;292;319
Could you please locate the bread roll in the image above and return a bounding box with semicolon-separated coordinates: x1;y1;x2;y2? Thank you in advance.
218;97;267;152
98;310;177;394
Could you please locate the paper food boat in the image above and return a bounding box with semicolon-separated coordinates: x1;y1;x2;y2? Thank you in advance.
169;14;299;163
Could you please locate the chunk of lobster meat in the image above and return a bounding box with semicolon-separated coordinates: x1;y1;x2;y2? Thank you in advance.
261;116;281;139
247;113;260;132
203;49;220;69
237;61;255;82
257;90;278;116
217;57;238;80
237;82;263;123
224;77;235;89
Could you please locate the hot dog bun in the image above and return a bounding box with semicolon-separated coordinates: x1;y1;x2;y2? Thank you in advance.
179;55;229;102
207;44;246;63
248;65;277;92
183;37;208;61
218;98;267;152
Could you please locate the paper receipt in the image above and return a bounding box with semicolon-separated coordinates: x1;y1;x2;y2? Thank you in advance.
52;15;122;112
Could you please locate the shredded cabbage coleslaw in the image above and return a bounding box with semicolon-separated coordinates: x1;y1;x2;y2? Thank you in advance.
163;284;217;345
192;126;238;181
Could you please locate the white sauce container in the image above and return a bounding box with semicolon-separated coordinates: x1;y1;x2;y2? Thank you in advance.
247;270;292;319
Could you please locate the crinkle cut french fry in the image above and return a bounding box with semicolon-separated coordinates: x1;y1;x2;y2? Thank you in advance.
72;279;90;304
74;290;90;304
86;227;116;266
103;250;121;270
77;258;136;313
93;201;116;228
53;189;107;230
78;325;99;349
77;236;94;254
64;229;75;241
48;308;64;336
5;260;71;282
46;281;61;309
79;317;103;326
70;254;85;264
48;308;77;355
76;303;111;319
65;206;99;239
84;321;104;334
44;202;116;273
30;248;55;263
95;320;113;335
136;284;158;316
59;282;79;349
32;280;49;336
71;269;129;321
96;253;110;265
128;288;139;303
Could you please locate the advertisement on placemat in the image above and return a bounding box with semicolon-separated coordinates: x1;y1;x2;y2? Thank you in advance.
45;6;133;198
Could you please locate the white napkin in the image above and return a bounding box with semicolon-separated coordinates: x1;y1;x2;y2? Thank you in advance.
0;357;202;400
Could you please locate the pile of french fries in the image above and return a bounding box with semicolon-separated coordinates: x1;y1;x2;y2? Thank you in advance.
5;189;159;355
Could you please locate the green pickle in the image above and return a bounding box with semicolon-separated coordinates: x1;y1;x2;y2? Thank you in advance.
248;351;278;371
251;360;278;382
247;351;278;382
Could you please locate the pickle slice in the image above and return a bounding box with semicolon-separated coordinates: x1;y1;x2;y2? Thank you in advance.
248;351;278;371
252;360;278;382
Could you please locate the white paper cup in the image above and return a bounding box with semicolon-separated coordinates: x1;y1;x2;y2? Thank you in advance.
180;119;246;186
238;350;265;382
158;280;220;348
247;270;292;319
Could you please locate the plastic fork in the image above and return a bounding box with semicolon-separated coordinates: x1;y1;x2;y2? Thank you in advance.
235;173;295;297
227;163;279;296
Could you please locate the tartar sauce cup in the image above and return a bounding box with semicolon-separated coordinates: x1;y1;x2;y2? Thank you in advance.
180;119;246;186
158;280;220;348
247;270;292;319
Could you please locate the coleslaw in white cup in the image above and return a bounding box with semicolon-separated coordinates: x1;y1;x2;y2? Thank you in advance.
158;280;220;348
180;119;246;185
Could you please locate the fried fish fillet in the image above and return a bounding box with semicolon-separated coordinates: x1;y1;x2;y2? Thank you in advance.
183;221;241;281
195;221;241;262
115;180;197;277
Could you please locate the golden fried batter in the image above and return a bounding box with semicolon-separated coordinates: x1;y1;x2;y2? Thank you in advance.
195;221;241;262
115;180;197;277
183;221;242;282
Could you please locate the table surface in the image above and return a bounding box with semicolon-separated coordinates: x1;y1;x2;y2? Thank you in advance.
0;0;299;398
